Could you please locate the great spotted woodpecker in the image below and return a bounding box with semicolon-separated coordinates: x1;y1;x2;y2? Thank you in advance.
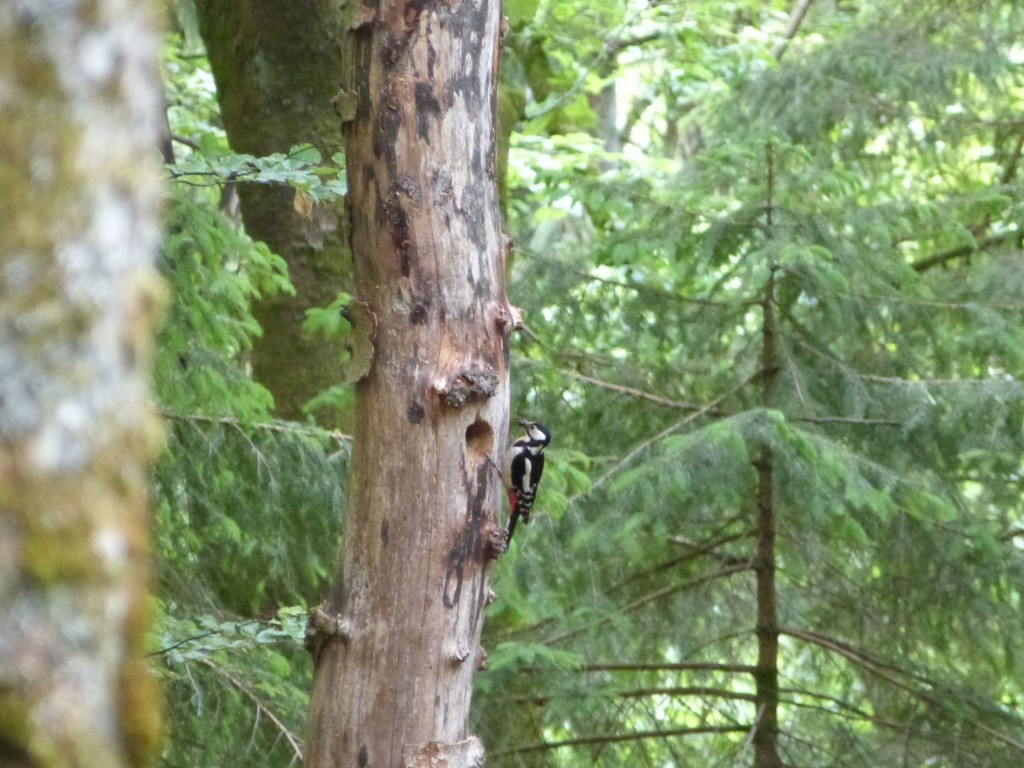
502;419;552;545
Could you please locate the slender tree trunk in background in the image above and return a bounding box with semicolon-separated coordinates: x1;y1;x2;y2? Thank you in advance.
304;0;509;765
194;0;354;428
0;2;165;766
753;147;782;768
752;445;781;768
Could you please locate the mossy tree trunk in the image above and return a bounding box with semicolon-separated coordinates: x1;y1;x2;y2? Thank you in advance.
0;2;165;767
194;0;355;429
304;0;510;766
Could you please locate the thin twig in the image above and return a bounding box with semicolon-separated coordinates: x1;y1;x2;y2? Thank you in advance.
200;659;304;761
559;368;708;411
792;415;903;426
773;0;816;61
148;629;219;657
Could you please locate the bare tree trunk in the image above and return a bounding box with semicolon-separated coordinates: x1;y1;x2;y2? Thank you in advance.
304;1;509;766
0;2;165;766
194;0;354;428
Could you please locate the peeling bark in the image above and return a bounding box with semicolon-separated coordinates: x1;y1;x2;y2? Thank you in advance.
0;2;165;766
304;0;508;765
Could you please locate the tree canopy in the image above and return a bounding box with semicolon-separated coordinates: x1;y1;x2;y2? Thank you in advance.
153;0;1024;766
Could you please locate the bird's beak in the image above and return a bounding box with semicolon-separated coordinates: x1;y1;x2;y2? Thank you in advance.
517;418;531;427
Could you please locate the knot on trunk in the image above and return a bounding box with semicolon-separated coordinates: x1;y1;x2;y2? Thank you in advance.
433;367;498;408
304;604;353;664
402;736;485;768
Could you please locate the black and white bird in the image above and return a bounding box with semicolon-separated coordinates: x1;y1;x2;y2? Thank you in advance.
502;419;552;545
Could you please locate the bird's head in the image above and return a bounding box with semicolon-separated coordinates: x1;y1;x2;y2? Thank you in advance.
518;419;551;448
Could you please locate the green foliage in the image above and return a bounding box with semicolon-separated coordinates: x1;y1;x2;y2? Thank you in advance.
477;0;1024;765
156;189;289;419
153;2;1024;766
152;32;348;768
169;143;347;204
153;607;310;768
302;292;353;339
153;186;346;763
152;417;347;615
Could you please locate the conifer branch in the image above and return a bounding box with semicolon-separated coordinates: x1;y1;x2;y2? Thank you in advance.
498;725;751;755
602;527;752;601
616;564;751;617
560;367;902;426
783;628;1024;752
512;686;758;705
517;251;743;307
911;231;1019;272
618;686;758;702
200;659;304;762
542;564;750;647
586;372;760;495
1001;527;1024;542
582;661;758;674
160;409;352;445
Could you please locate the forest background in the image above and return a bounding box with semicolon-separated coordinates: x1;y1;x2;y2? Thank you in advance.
148;0;1024;766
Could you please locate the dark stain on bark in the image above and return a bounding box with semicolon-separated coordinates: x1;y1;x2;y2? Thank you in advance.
404;0;425;29
464;189;486;248
381;193;412;276
351;28;374;123
470;461;494;627
442;560;463;608
442;462;489;608
407;400;425;423
415;82;441;142
381;29;408;67
375;102;403;179
426;35;436;80
381;519;389;547
358;745;369;768
410;302;429;325
373;179;388;227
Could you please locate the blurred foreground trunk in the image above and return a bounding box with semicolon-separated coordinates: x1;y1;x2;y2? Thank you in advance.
0;2;165;766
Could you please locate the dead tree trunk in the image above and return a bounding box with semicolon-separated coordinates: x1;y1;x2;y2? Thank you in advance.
0;1;165;765
304;1;509;766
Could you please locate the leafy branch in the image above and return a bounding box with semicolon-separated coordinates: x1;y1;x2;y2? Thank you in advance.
167;143;347;204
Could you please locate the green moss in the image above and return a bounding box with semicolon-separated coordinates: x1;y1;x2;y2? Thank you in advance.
22;527;96;585
119;658;164;767
0;692;35;766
